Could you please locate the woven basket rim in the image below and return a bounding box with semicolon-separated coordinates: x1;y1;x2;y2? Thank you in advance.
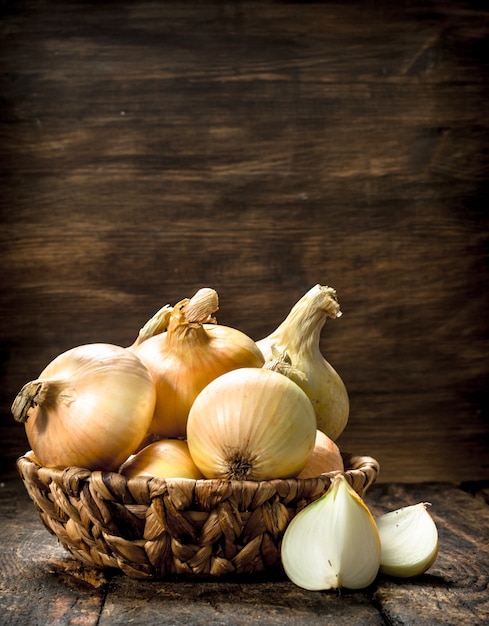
17;449;380;491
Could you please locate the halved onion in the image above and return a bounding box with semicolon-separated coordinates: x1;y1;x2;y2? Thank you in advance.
376;503;439;578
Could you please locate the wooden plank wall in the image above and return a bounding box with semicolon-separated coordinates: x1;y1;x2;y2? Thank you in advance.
1;0;488;483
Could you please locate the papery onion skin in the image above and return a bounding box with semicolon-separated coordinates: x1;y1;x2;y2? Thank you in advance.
133;315;265;439
258;284;349;441
296;430;344;478
281;473;381;591
119;439;203;480
12;343;156;471
376;503;439;578
186;367;317;481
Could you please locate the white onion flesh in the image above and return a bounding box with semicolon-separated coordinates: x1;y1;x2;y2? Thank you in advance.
281;474;381;590
376;503;439;578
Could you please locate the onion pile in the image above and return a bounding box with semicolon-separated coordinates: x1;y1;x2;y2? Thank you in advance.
12;283;439;590
12;286;342;479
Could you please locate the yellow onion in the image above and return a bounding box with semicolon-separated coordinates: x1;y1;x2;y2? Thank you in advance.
296;430;344;478
11;343;156;471
132;288;265;438
257;284;349;441
120;439;203;480
186;367;317;481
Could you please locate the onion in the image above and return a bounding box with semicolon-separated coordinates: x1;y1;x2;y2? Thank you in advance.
281;473;381;590
11;343;156;471
257;284;349;441
186;367;317;481
296;430;344;478
132;288;265;438
376;503;439;578
120;439;204;480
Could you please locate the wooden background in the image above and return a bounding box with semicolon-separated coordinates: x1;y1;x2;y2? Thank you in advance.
1;0;488;484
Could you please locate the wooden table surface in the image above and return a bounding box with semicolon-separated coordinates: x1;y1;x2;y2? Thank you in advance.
1;477;488;625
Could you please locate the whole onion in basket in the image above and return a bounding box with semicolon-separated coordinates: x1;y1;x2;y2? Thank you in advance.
257;284;349;441
186;367;317;481
11;343;156;471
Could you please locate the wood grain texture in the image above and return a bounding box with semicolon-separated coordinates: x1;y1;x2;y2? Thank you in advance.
1;1;488;482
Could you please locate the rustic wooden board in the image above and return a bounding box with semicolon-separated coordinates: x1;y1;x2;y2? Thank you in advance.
1;0;488;483
1;479;488;625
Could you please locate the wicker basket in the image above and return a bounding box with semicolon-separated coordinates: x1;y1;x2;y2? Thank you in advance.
17;451;379;580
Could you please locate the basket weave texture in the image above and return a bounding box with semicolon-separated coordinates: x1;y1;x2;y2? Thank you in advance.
17;452;379;580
